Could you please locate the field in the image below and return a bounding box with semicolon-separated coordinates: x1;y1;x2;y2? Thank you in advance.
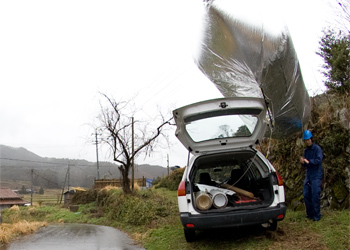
22;189;62;206
0;180;82;206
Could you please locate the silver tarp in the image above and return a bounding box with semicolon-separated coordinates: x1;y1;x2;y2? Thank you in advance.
194;0;311;138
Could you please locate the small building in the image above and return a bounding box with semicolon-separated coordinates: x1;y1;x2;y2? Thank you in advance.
63;190;76;205
0;187;28;211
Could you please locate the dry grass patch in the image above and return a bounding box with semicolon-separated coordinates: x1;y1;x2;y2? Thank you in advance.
100;183;140;191
8;205;20;211
132;231;149;243
100;185;120;192
268;223;327;250
0;220;48;244
134;182;140;191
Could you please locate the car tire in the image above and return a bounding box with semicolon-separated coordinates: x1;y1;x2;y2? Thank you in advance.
184;229;195;242
261;219;277;231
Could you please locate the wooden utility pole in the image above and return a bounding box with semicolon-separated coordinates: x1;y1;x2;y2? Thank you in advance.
60;167;69;204
167;154;169;175
132;116;135;191
67;162;70;191
30;169;33;206
95;129;100;180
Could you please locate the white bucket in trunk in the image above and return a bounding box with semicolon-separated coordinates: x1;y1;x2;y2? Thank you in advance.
210;190;228;209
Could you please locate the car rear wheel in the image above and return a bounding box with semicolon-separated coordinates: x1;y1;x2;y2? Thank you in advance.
184;229;196;242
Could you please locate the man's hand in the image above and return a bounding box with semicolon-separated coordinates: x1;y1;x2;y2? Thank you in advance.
300;157;309;164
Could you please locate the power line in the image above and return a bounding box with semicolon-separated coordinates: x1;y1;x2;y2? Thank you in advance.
137;65;191;108
136;61;185;98
0;157;94;168
0;157;67;166
134;59;190;105
32;169;63;188
133;64;193;121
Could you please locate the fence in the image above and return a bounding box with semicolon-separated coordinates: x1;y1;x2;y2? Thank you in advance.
94;177;148;189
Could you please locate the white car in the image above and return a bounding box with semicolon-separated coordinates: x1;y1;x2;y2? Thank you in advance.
173;97;286;242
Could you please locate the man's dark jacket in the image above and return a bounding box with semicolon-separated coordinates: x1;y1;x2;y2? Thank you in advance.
303;143;323;182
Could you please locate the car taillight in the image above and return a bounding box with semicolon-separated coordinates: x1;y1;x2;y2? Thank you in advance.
277;214;284;220
178;181;186;196
276;172;284;186
186;223;195;228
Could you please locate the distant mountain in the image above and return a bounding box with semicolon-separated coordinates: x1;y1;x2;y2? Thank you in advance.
0;145;42;163
0;145;168;188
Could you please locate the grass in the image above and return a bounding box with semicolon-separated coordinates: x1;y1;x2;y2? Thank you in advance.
0;220;48;244
143;206;350;250
1;188;349;249
0;206;48;244
307;210;350;249
271;209;349;250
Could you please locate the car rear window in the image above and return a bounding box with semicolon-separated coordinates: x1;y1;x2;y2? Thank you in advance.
185;114;259;142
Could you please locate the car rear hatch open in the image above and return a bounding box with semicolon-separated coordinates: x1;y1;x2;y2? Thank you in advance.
172;97;269;155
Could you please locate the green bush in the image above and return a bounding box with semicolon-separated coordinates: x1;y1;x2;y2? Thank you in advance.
70;189;98;205
154;168;184;191
96;188;177;228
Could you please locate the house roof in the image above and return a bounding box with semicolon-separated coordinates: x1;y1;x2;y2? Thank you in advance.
0;199;28;205
0;187;28;206
0;187;22;199
64;190;76;195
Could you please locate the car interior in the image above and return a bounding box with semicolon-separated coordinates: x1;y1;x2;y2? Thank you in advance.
190;151;275;211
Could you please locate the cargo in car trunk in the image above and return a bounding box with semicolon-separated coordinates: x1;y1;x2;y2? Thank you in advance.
190;151;274;212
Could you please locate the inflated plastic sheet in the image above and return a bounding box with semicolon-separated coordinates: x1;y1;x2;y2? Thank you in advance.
194;0;311;138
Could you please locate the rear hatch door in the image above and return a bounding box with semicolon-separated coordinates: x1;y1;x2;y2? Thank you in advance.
173;97;268;155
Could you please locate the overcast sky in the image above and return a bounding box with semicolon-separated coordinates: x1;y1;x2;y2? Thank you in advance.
0;0;344;168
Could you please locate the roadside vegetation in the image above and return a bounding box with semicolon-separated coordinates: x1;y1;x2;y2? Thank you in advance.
1;180;349;249
0;206;48;244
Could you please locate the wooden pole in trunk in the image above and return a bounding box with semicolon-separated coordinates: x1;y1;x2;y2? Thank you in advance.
220;183;254;199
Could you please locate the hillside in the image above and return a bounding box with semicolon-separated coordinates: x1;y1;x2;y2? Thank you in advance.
0;145;168;189
0;145;42;163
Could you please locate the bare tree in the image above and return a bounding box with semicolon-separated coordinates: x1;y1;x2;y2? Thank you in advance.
327;0;350;32
335;0;350;32
96;93;172;194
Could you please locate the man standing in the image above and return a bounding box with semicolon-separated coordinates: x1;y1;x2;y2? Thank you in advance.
300;130;323;221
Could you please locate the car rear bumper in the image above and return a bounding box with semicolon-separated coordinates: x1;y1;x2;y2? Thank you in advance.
180;203;286;230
